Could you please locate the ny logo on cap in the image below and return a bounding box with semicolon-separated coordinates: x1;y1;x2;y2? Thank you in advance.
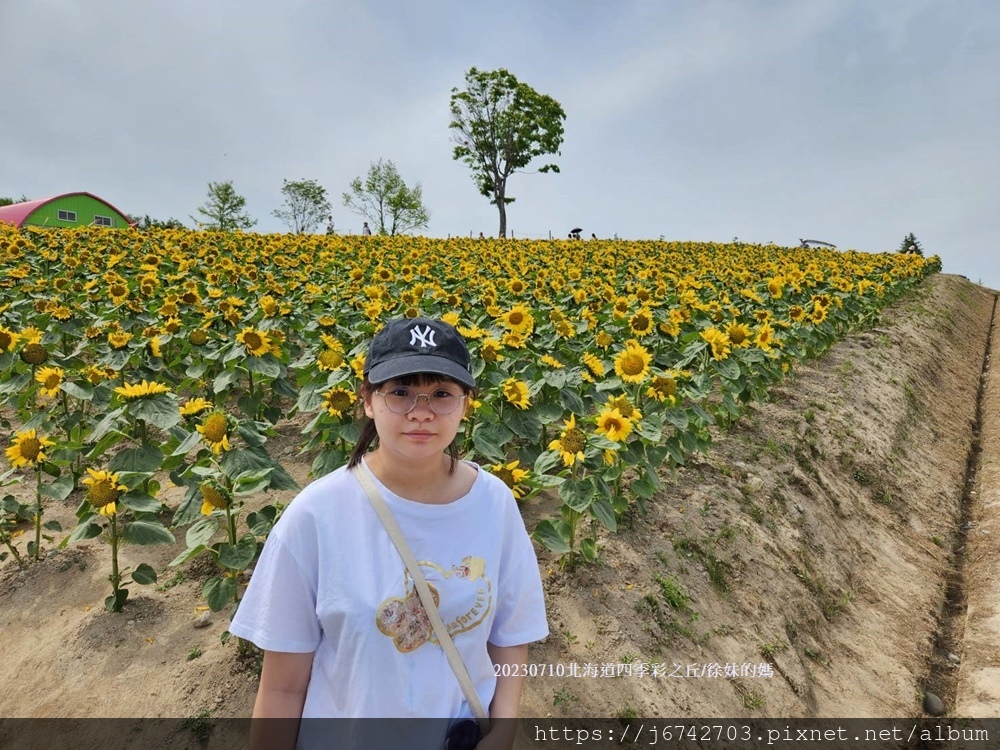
409;325;437;349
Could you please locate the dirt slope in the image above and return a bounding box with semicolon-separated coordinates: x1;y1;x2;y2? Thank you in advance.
0;273;996;722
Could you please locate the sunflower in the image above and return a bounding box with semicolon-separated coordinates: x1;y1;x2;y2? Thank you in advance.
441;311;460;328
236;328;273;357
613;341;652;384
755;322;776;352
6;429;55;469
548;414;587;467
501;378;531;410
582;352;605;378
259;295;279;317
84;365;107;385
323;387;357;418
180;397;213;416
317;314;337;328
0;326;18;353
501;330;529;349
19;327;44;344
594;407;633;443
487;459;530;499
107;331;133;350
788;305;806;323
629;308;654;336
350;353;366;380
809;304;828;325
83;468;126;516
196;412;232;455
766;276;785;299
477;338;503;364
725;322;752;349
147;336;163;358
35;366;64;398
199;480;231;516
540;354;564;369
189;328;209;346
606;395;641;421
647;374;678;404
500;304;535;333
114;380;172;401
701;327;731;360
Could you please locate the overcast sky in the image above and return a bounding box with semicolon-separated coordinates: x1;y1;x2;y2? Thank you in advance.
2;0;997;290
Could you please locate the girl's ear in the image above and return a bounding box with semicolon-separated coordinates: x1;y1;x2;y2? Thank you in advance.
363;389;376;419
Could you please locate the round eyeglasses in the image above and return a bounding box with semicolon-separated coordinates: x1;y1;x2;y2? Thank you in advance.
374;386;467;415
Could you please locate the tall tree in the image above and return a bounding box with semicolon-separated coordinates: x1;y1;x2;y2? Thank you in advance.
191;180;256;232
0;195;30;207
342;159;430;236
272;178;332;234
449;67;566;238
898;232;924;256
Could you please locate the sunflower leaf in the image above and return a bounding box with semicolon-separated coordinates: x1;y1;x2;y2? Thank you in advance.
61;381;95;401
245;355;282;378
590;495;617;532
531;519;571;554
213;369;241;394
39;475;74;501
203;576;236;612
131;563;157;585
558;388;586;414
171;430;203;457
218;534;257;570
532;450;563;476
67;521;104;544
120;491;162;513
505;408;542;440
109;445;164;474
558;478;593;513
126;394;180;430
233;469;273;496
122;520;175;546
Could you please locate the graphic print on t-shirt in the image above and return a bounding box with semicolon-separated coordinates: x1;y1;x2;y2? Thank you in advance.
375;555;492;653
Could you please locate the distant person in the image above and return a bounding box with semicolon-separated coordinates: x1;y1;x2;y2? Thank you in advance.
362;222;372;237
326;217;335;235
591;233;597;240
478;232;485;239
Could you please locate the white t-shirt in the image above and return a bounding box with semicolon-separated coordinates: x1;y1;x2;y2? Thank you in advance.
229;459;549;720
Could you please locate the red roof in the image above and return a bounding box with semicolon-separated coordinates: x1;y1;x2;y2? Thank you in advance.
0;192;135;228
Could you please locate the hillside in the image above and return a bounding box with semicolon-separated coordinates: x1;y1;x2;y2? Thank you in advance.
1;273;997;727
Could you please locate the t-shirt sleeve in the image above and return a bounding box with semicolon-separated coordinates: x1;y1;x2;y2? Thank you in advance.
229;518;321;653
488;494;549;647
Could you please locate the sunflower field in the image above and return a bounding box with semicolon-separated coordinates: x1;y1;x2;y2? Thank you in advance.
0;223;940;612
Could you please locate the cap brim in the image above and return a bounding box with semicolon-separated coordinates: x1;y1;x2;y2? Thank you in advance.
366;354;476;389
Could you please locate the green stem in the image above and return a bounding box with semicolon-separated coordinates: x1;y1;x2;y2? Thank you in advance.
109;512;120;594
33;469;42;561
1;528;23;566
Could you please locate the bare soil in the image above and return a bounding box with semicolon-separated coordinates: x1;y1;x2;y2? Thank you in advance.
1;273;998;723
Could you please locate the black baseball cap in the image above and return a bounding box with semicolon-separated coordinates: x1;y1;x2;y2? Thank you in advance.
364;318;476;388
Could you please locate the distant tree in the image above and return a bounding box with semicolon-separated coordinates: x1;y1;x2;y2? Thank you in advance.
898;232;924;256
272;178;332;234
191;180;256;232
449;67;566;238
133;215;186;230
342;159;429;236
0;194;30;207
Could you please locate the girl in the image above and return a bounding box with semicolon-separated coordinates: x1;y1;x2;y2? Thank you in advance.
229;317;548;749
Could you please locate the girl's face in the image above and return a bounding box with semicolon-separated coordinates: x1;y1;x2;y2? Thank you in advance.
363;375;469;463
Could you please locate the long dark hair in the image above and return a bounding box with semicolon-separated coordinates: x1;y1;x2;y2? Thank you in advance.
346;373;473;474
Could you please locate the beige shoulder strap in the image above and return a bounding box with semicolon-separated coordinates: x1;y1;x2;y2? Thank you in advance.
354;464;491;730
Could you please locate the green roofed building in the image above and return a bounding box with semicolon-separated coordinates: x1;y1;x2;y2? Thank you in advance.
0;192;134;229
